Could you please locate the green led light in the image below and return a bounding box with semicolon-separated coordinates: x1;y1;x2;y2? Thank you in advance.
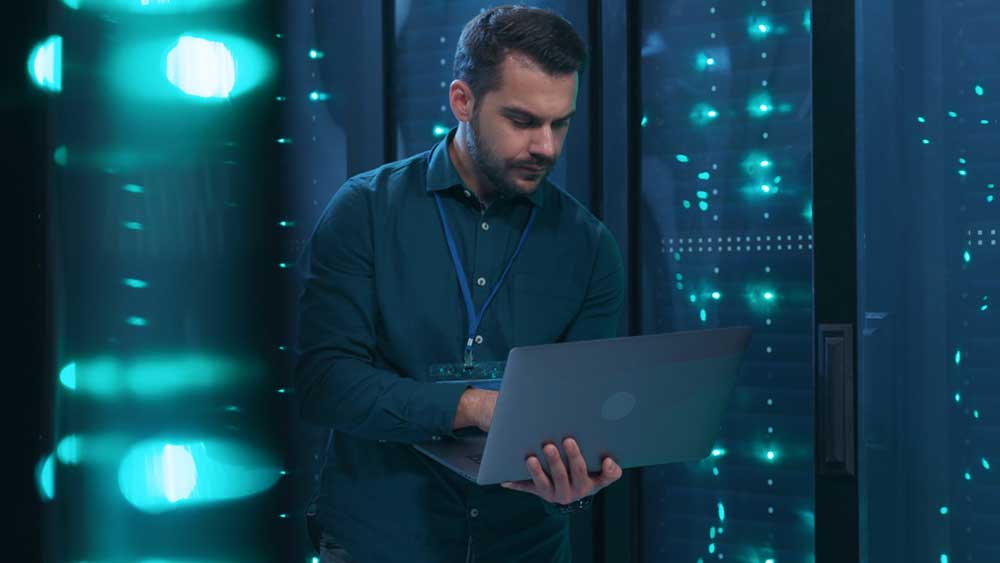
698;172;711;181
695;52;716;71
123;184;144;193
948;111;958;118
700;309;707;323
432;124;449;137
699;201;709;211
958;170;968;176
126;316;148;327
922;139;931;145
276;138;293;144
676;154;690;163
57;435;81;465
975;85;985;96
123;278;148;288
711;447;726;457
973;410;980;419
709;543;716;554
278;262;289;269
804;9;812;31
640;115;648;127
955;349;962;365
309;91;330;101
711;292;721;300
712;467;719;476
690;294;697;303
748;17;774;39
940;506;949;515
963;250;972;263
965;472;972;480
683;200;692;209
764;292;775;300
308;49;324;59
124;221;144;231
697;191;709;199
278;220;296;227
941;554;949;563
54;145;68;167
981;120;990;125
954;392;961;403
959;158;967;164
917;116;926;123
675;274;683;281
717;501;726;522
761;184;774;193
677;282;684;290
983;457;991;470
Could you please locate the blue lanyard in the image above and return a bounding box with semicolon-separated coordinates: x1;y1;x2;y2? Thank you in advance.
433;192;537;369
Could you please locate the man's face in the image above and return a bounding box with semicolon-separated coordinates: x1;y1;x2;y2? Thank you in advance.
465;54;578;201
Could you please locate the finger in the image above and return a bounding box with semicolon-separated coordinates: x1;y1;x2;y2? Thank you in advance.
543;443;571;500
591;457;623;489
525;455;553;495
562;438;589;493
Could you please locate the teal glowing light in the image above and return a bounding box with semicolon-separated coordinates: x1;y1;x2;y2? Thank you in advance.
697;191;709;199
683;200;692;209
983;457;991;470
981;120;990;125
690;103;720;126
761;184;774;193
940;506;949;515
432;124;449;137
963;250;972;263
63;0;244;12
123;183;144;193
126;316;148;327
54;146;68;167
123;278;148;288
111;32;272;102
948;111;958;118
308;49;325;59
27;36;63;93
63;352;262;399
57;435;81;465
695;52;717;71
917;116;926;123
955;348;962;365
712;467;719;476
698;172;711;181
975;85;985;96
709;543;716;554
118;438;281;513
958;169;968;176
36;453;55;501
954;392;961;403
974;410;980;419
124;221;144;231
717;501;726;522
59;362;77;390
804;9;811;31
309;91;330;101
676;154;690;163
690;294;697;303
700;309;707;323
766;450;776;461
941;555;949;563
748;92;774;117
640;114;648;127
278;220;296;227
167;35;236;98
711;292;721;300
922;139;931;145
764;292;775;300
699;201;709;211
711;447;727;457
965;472;972;480
749;18;774;39
276;138;293;144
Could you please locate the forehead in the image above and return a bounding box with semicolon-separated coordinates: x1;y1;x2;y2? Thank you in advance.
483;53;578;118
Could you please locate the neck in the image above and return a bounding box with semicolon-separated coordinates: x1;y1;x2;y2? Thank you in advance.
449;124;497;207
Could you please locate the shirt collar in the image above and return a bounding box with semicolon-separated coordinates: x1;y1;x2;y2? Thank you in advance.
425;127;547;209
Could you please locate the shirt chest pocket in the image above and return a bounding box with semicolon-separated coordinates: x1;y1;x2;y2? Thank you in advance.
509;273;583;347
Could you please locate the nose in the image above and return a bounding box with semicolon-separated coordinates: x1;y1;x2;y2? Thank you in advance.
528;126;557;162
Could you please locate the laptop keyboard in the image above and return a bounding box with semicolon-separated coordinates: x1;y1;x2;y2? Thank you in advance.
466;453;483;464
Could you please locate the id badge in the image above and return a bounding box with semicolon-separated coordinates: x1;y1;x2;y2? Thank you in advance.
428;361;506;391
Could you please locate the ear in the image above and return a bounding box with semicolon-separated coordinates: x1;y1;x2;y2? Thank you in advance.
449;79;476;123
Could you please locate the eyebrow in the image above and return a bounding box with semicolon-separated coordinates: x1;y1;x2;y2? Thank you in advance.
499;107;577;123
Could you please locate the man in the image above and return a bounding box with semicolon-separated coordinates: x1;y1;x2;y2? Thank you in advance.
295;5;624;562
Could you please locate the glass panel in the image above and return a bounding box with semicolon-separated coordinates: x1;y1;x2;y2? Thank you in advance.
637;1;815;561
857;1;1000;561
392;0;593;206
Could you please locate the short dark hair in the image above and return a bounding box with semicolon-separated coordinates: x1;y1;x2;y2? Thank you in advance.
453;5;587;101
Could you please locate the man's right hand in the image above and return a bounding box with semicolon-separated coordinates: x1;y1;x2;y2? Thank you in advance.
453;388;499;432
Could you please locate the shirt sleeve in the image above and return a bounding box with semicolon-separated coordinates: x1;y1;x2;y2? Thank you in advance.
559;223;626;343
293;179;468;443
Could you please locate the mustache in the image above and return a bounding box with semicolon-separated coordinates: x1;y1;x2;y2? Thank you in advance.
512;159;554;170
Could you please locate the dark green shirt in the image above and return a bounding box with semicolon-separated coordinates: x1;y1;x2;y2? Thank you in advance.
294;129;624;563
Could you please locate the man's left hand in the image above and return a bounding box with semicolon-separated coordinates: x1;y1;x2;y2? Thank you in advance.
500;437;622;504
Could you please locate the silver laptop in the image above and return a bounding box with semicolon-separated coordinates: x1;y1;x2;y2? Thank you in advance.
413;326;751;485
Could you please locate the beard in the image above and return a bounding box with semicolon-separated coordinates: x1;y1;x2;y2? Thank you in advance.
466;110;554;202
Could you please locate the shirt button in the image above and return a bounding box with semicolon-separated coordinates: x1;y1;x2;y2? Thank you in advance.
481;222;490;231
469;508;479;518
464;190;472;198
476;277;486;287
474;335;484;345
